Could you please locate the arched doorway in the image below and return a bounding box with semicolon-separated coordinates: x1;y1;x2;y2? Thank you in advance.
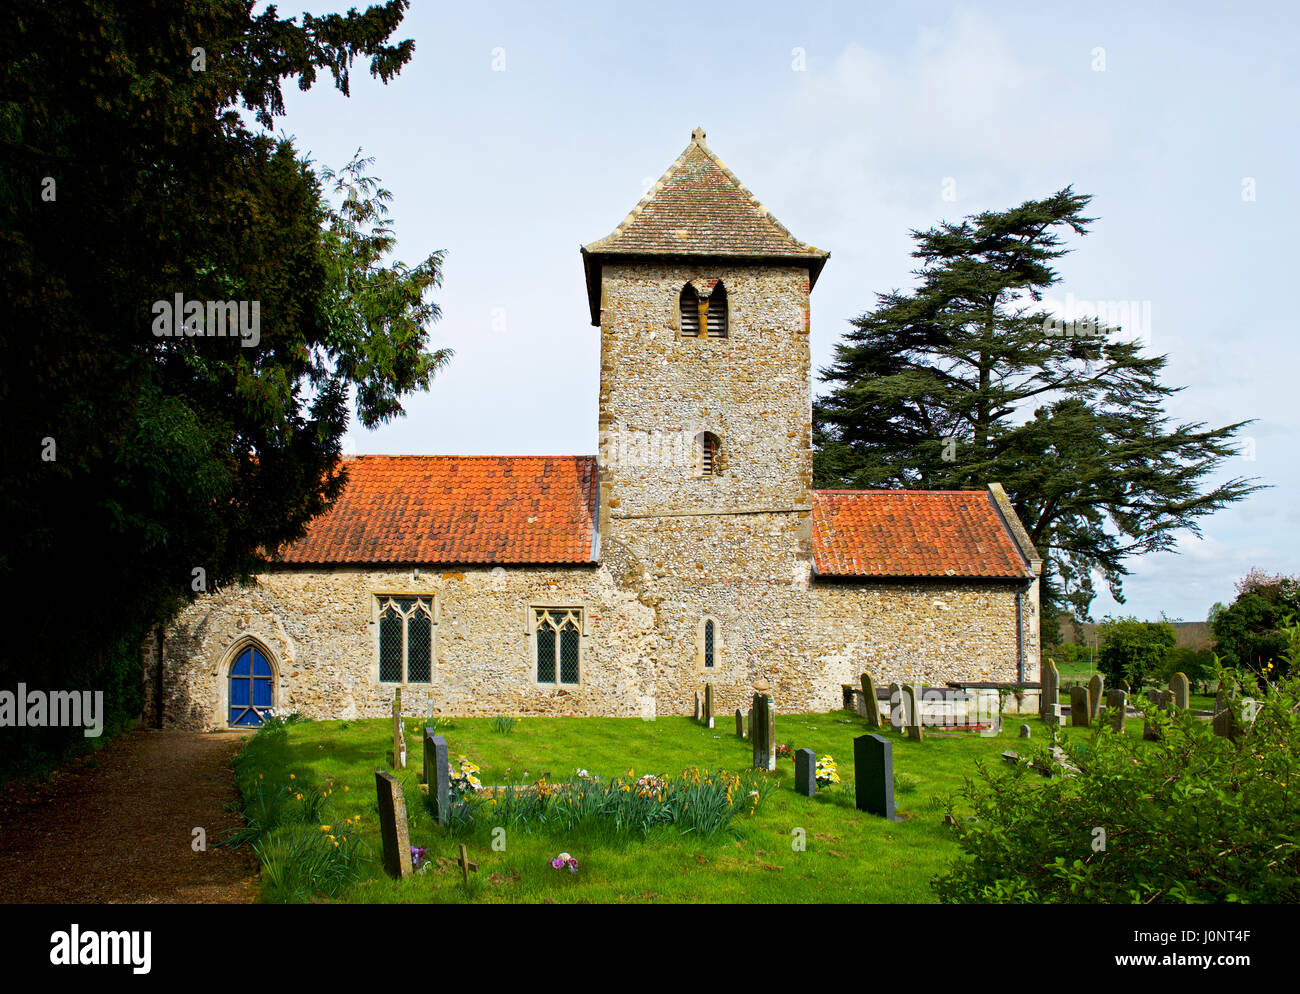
228;644;275;727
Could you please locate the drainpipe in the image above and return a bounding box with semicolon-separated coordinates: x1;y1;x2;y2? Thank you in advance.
1015;590;1025;683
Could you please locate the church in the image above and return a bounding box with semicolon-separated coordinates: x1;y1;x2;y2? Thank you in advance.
147;129;1042;730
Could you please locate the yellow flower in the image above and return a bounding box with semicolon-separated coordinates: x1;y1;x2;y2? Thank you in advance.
320;825;331;833
289;774;295;780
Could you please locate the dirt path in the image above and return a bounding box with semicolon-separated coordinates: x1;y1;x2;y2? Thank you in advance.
0;729;259;903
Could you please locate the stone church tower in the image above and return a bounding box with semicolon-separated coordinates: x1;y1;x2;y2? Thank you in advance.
582;128;834;713
149;127;1039;730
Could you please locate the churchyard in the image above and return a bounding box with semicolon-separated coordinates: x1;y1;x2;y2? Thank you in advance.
226;674;1209;904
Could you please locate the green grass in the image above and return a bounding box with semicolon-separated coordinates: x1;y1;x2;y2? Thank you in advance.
230;710;1131;904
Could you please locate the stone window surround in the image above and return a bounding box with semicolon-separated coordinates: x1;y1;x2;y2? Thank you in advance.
217;634;281;728
370;590;441;686
525;602;589;689
694;430;723;478
674;280;730;343
695;614;723;673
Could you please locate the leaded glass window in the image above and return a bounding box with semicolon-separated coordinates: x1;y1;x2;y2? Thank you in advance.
704;619;715;669
377;595;436;683
535;608;582;686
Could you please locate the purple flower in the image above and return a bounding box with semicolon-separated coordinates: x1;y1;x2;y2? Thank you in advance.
410;846;427;869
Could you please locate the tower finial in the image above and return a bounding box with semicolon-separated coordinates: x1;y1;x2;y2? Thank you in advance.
691;126;706;144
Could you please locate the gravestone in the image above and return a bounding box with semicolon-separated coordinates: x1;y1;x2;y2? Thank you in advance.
1087;673;1104;722
1045;703;1062;742
1039;659;1060;721
860;673;882;728
374;770;413;879
744;708;750;740
392;690;406;770
794;748;816;797
1069;686;1090;728
456;844;479;885
1212;690;1238;740
887;682;905;732
751;694;767;770
703;683;714;729
1169;672;1190;711
763;697;776;771
423;729;450;826
735;708;744;738
1143;690;1172;741
853;734;899;820
902;684;923;741
693;692;700;721
1106;689;1127;734
1019;724;1031;739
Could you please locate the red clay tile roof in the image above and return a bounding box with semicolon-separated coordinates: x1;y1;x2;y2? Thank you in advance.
581;128;829;324
811;490;1033;580
278;456;598;566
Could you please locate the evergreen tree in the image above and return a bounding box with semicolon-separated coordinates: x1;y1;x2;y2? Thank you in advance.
0;0;440;765
814;189;1260;630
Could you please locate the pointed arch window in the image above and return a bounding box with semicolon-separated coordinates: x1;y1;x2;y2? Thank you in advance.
705;282;728;338
535;607;582;687
377;595;436;683
697;431;721;476
679;284;700;337
704;619;716;669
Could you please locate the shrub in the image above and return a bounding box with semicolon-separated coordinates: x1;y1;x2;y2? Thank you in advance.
1096;616;1176;693
932;667;1300;903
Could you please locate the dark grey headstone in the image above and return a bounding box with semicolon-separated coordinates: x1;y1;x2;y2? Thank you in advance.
751;694;765;769
794;748;816;797
735;707;744;738
374;770;412;879
693;691;700;721
1019;724;1031;739
703;683;714;728
853;734;899;820
423;729;450;826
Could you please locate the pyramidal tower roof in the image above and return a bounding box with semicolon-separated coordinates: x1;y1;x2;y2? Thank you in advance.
581;127;829;324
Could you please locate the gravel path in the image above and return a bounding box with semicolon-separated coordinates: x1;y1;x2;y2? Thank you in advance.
0;729;259;903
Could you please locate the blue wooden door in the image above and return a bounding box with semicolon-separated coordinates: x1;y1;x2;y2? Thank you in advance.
229;647;274;726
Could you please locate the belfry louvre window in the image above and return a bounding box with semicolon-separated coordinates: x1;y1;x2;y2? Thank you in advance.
535;607;582;686
705;283;728;338
679;285;700;337
698;431;721;476
378;596;434;683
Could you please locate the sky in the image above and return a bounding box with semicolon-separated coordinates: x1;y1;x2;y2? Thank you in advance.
270;0;1299;626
